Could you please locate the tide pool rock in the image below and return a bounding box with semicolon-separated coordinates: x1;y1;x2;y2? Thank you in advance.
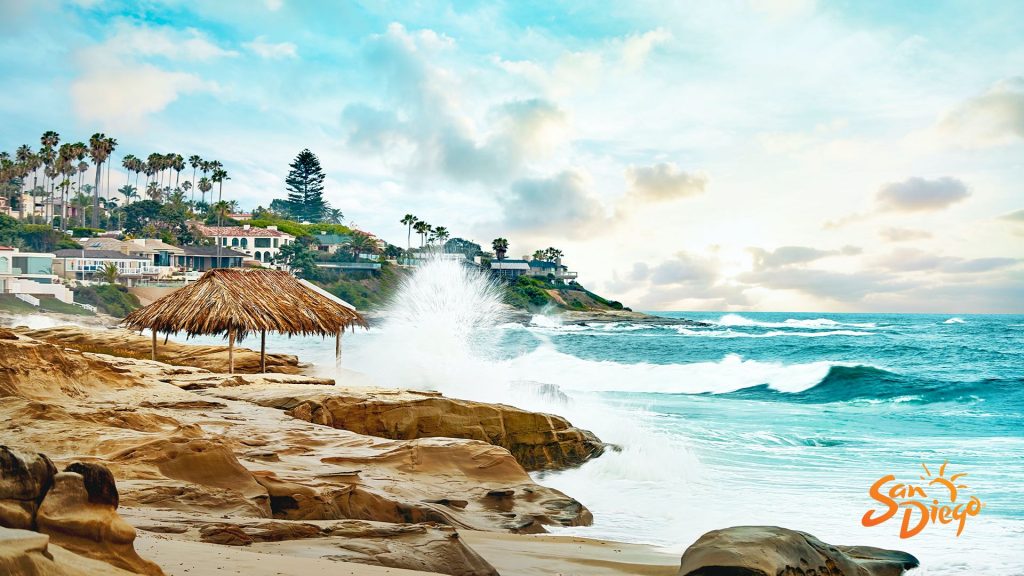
678;526;918;576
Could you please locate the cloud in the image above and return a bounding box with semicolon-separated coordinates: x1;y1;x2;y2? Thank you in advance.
872;248;1019;274
342;23;568;183
876;177;970;212
265;0;284;10
625;162;708;202
748;245;860;270
879;227;933;242
70;64;213;130
999;209;1024;222
68;22;228;130
244;37;297;59
619;28;672;71
498;169;606;234
91;23;238;61
937;77;1024;147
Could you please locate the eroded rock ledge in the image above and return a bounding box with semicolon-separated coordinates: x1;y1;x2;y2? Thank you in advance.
15;325;301;374
214;386;606;471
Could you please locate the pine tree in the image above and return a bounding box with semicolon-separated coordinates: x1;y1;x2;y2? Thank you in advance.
284;149;327;222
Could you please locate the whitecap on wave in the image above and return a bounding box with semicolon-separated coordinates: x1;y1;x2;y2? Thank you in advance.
715;313;876;329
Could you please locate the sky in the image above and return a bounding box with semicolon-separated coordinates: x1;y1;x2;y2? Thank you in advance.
1;0;1022;313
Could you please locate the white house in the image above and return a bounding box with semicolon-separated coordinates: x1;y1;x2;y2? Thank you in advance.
196;224;295;265
53;249;156;286
0;246;74;304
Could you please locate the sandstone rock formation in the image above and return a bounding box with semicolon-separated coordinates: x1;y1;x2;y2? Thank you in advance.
36;466;164;575
16;325;300;374
0;330;595;575
0;526;139;576
677;526;919;576
219;386;605;471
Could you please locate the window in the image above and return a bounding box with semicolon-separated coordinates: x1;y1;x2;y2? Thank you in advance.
254;251;261;261
241;238;248;249
231;238;239;247
264;252;271;262
273;238;279;248
221;238;227;246
254;238;271;248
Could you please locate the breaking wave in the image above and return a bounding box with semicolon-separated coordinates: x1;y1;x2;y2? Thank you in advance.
715;313;877;329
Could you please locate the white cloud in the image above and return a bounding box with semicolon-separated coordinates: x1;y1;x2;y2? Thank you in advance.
876;177;970;212
879;227;933;242
937;77;1024;148
244;37;298;59
93;23;238;61
999;209;1024;222
749;245;859;270
343;24;568;183
625;162;708;202
264;0;283;10
619;28;672;71
70;64;213;131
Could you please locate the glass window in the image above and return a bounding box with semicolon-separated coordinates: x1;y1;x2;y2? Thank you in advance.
241;238;248;248
254;238;271;248
231;238;239;247
273;238;279;248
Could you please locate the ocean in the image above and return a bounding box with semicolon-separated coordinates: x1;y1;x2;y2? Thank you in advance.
120;262;1024;575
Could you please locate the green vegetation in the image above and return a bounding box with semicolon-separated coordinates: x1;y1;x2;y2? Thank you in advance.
0;294;93;316
503;275;629;312
313;265;406;310
73;284;140;317
283;149;328;222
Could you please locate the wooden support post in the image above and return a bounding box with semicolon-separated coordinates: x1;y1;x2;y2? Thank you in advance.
228;328;235;374
335;330;342;368
151;330;157;361
260;330;266;374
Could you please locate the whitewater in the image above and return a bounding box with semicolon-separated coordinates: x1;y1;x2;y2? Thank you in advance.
181;260;1024;574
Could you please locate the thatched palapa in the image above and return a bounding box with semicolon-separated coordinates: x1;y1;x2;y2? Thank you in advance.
122;268;367;373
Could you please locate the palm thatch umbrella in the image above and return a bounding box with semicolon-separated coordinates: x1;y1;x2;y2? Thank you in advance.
122;268;368;373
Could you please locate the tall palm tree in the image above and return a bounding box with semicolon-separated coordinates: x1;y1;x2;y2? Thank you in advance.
188;155;202;203
118;184;136;208
170;153;184;189
15;145;34;220
400;214;418;252
88;133;116;228
181;180;193;207
121;155;138;205
491;238;509;260
413;220;431;248
39;131;59;222
75;161;88;227
146;181;162;202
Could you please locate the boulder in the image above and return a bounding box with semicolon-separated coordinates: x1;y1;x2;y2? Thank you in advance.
0;446;56;530
36;466;164;575
678;526;919;576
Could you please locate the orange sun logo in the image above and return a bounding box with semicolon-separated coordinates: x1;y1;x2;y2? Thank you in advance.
862;461;985;538
920;461;970;503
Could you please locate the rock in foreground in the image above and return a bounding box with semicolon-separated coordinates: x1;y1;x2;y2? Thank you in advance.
678;526;919;576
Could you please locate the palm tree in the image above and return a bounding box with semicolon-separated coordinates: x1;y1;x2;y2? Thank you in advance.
325;207;344;224
400;214;418;252
170;153;184;190
121;155;138;205
100;261;119;285
432;226;450;247
88;133;116;228
146;181;162;202
15;144;35;220
188;155;202;203
75;161;88;227
344;232;381;261
532;249;545;261
413;220;431;248
491;238;509;260
40;131;59;222
197;176;212;208
211;166;228;216
118;184;137;208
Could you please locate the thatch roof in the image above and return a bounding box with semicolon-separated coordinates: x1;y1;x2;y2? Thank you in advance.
122;268;367;341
